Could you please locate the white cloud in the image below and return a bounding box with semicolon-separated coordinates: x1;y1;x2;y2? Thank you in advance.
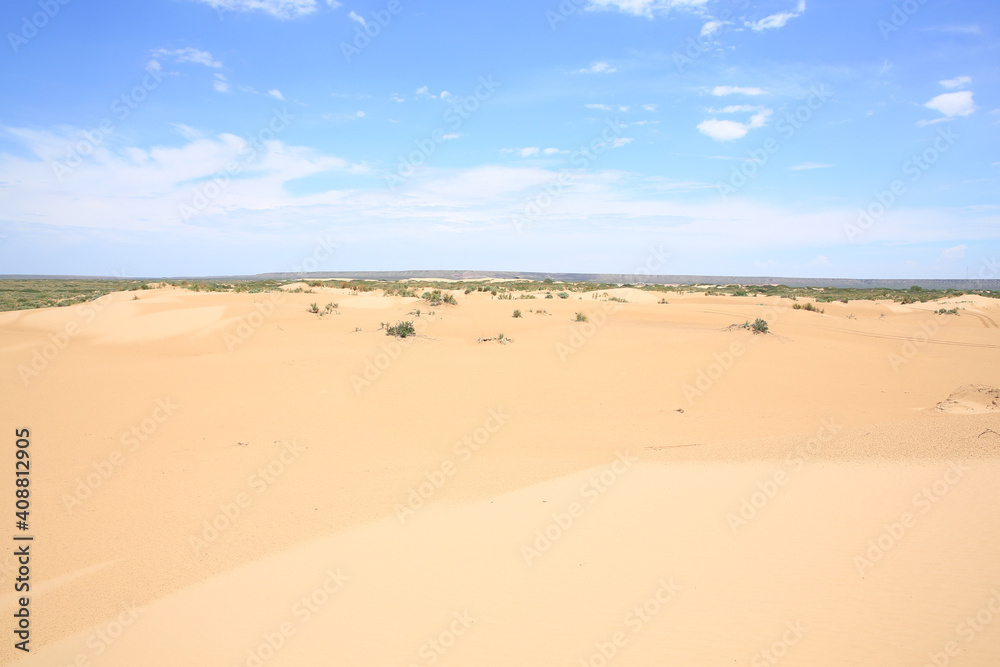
925;91;977;117
189;0;320;19
391;94;405;103
642;103;657;112
610;137;633;148
348;10;366;26
153;47;222;68
585;103;612;110
618;105;630;112
806;254;831;267
578;62;617;74
268;89;285;100
585;0;710;18
940;76;971;90
543;147;566;155
700;20;721;37
712;85;766;96
746;0;806;31
0;123;363;230
441;134;461;140
697;108;771;141
707;104;761;113
940;244;967;260
790;162;833;170
519;147;540;158
213;73;231;93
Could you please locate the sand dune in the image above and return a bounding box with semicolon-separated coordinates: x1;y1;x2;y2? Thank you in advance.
2;286;999;665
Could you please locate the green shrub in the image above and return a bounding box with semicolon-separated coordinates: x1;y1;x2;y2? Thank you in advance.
751;318;768;334
575;312;588;322
308;303;319;314
512;309;522;318
386;321;416;338
558;292;569;299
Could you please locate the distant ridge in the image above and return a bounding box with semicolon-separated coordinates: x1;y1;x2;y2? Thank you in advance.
2;270;998;290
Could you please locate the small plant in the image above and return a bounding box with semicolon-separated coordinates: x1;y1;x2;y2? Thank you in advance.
751;318;769;334
308;303;319;314
936;307;959;315
558;292;569;299
324;302;335;315
386;321;416;338
443;293;457;305
545;293;554;299
794;302;824;313
658;298;668;304
575;312;588;322
513;309;522;318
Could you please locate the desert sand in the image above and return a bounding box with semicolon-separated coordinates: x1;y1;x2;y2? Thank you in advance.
1;285;999;666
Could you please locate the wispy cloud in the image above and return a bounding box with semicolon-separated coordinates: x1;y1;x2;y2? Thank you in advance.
585;0;711;19
578;61;617;74
188;0;322;19
268;89;285;100
585;103;612;110
153;47;222;68
790;162;833;171
712;85;766;96
746;0;806;31
213;73;231;93
940;76;971;90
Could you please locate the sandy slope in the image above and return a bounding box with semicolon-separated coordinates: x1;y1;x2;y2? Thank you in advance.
1;286;999;665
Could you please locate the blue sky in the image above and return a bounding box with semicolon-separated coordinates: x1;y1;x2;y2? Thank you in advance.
0;0;997;278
